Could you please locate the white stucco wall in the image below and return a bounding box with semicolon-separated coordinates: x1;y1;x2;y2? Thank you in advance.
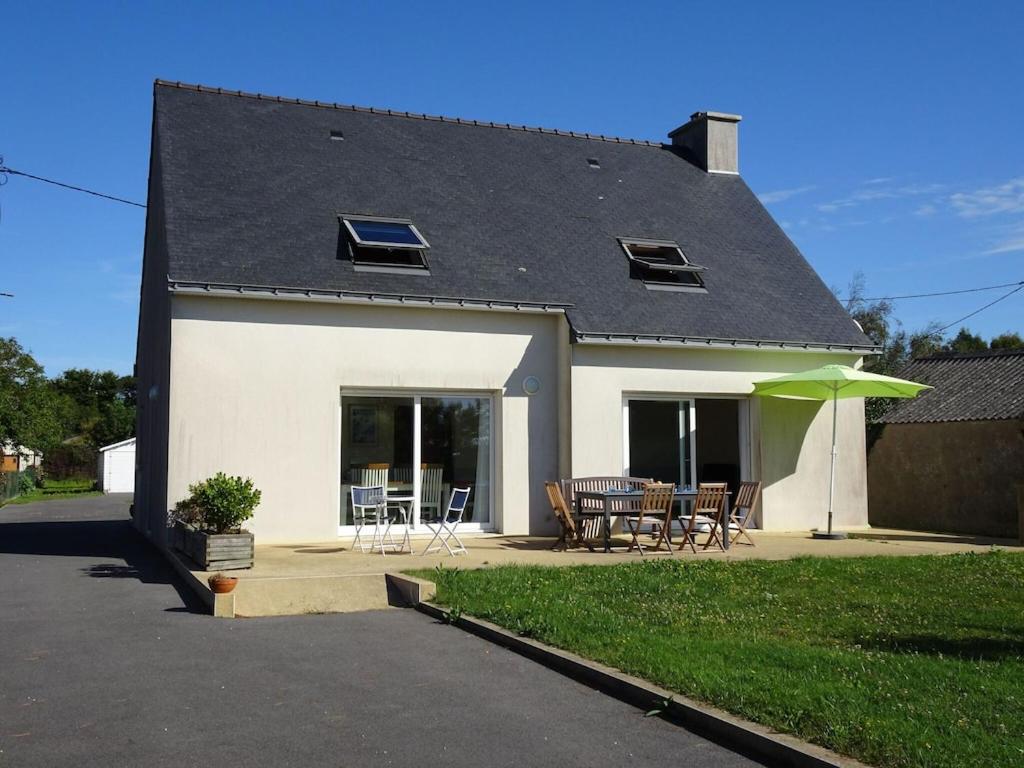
569;344;869;531
167;295;563;543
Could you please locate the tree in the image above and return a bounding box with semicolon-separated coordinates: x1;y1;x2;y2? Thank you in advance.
990;331;1024;350
0;337;64;452
944;327;987;354
50;368;135;448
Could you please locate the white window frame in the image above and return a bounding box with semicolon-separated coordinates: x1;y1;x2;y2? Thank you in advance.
338;389;496;537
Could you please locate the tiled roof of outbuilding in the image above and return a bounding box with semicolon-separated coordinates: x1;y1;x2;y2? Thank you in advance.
881;348;1024;423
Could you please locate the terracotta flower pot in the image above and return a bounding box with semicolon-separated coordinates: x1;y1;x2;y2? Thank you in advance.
208;574;239;594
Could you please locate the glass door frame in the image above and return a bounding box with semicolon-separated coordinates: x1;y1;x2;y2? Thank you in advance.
621;394;753;487
622;396;697;488
338;388;496;537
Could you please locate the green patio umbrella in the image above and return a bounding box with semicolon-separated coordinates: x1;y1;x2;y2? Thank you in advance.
752;364;931;539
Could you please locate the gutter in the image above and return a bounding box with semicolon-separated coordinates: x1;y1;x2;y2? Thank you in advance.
168;280;572;315
166;280;878;355
574;331;879;356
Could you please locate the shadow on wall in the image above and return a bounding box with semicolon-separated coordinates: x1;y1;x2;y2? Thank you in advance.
759;396;821;482
504;334;560;537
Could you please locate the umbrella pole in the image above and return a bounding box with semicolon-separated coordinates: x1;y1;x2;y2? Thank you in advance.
828;390;837;534
814;388;847;540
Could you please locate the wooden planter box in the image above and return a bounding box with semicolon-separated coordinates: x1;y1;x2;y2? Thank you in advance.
172;524;253;571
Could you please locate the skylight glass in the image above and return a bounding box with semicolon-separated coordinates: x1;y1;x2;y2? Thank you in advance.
344;218;428;249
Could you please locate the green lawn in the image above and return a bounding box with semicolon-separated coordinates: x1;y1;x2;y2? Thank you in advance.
3;477;101;505
413;553;1024;768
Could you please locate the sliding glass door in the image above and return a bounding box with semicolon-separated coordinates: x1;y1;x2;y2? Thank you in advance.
623;397;748;492
624;399;695;488
340;392;493;534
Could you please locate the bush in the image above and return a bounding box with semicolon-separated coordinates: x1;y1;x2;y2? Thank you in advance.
172;473;261;535
17;471;36;495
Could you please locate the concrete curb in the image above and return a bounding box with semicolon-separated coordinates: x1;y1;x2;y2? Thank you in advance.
159;542;235;617
416;601;870;768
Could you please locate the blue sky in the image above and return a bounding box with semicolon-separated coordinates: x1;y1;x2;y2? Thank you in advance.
3;1;1022;375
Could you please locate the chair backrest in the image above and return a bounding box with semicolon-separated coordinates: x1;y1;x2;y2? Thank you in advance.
562;476;653;513
639;482;675;517
351;484;385;511
420;465;444;507
361;465;389;487
733;480;761;522
445;487;472;522
691;483;727;520
545;481;577;535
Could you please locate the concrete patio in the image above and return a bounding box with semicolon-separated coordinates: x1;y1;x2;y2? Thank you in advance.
179;528;1021;618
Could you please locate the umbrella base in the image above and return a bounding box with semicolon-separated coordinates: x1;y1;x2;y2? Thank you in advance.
812;531;848;540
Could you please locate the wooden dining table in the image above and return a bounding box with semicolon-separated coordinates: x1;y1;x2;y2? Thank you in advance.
574;488;732;553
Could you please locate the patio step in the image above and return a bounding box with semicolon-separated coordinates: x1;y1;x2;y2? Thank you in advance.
232;574;394;617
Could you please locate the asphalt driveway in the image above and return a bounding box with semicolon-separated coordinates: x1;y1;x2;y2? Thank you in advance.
0;496;762;767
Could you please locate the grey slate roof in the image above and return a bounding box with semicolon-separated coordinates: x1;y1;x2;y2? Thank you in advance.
881;348;1024;423
152;81;872;349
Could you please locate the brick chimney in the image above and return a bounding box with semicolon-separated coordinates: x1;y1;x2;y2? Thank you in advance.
668;111;742;174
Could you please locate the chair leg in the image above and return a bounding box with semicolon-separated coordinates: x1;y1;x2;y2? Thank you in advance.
651;515;674;555
420;522;443;556
352;518;365;552
626;513;646;555
677;524;698;554
446;523;467;555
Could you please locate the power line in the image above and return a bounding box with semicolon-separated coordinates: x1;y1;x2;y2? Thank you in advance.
0;158;146;208
934;283;1024;335
842;279;1024;302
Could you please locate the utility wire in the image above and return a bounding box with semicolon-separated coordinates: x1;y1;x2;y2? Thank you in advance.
0;160;145;208
843;279;1024;302
933;283;1024;335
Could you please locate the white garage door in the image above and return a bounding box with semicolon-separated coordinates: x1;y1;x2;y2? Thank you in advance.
104;449;135;493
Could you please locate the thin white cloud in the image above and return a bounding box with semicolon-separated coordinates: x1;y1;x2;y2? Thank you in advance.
862;177;895;185
950;178;1024;218
816;183;944;214
914;204;937;217
757;185;816;204
983;224;1024;254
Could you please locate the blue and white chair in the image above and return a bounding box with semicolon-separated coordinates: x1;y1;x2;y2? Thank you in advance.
351;484;390;554
420;487;471;557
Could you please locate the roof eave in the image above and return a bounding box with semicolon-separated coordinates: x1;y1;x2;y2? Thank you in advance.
167;280;572;315
573;331;878;355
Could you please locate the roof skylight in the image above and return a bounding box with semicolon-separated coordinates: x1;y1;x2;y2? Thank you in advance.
340;215;431;272
619;238;706;291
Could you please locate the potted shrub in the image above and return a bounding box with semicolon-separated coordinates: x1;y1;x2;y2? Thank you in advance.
170;473;261;570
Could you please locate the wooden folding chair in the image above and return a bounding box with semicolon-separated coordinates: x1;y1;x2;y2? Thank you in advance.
624;483;676;555
728;481;761;546
679;483;727;553
545;481;595;552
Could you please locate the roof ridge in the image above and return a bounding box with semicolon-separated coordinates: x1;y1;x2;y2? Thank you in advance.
153;79;667;148
916;347;1024;362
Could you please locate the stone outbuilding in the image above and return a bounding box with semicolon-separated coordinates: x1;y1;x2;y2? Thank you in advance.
868;348;1024;539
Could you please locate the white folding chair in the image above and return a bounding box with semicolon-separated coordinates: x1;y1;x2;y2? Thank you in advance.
351;484;393;554
420;487;471;556
419;464;444;520
360;465;389;488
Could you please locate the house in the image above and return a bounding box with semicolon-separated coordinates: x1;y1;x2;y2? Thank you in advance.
133;80;876;545
868;348;1024;538
1;443;43;473
98;437;136;494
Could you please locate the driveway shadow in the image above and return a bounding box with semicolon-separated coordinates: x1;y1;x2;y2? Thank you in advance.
0;516;206;614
